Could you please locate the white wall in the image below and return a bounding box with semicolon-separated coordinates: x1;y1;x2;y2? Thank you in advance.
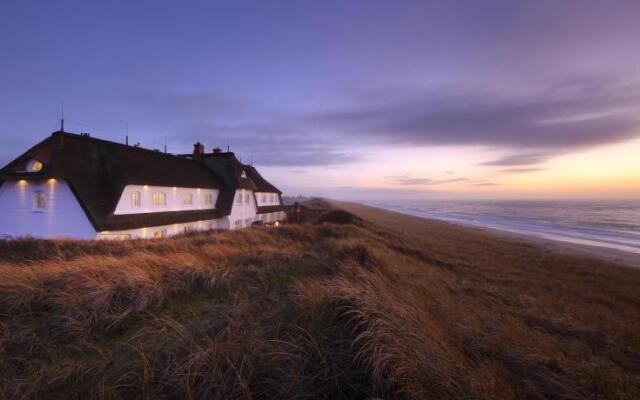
114;185;218;215
255;192;281;207
0;179;97;239
227;189;257;229
97;217;227;240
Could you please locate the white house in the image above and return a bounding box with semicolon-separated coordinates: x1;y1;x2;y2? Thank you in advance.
0;131;286;239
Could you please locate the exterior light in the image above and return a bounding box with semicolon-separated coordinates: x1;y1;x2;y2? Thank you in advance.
275;221;279;227
18;180;27;185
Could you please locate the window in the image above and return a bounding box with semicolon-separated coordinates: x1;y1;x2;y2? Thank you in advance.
184;225;193;234
245;218;252;226
153;229;167;239
182;193;193;205
234;220;242;229
152;192;167;207
33;191;46;211
236;192;242;205
244;192;250;204
241;170;247;179
131;191;141;208
261;193;266;203
26;159;43;172
204;194;213;205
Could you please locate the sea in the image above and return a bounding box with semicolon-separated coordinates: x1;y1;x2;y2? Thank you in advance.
368;199;640;255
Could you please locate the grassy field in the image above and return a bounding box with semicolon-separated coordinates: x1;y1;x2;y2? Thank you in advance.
1;201;639;399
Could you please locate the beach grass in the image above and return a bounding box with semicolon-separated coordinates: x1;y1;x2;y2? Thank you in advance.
0;201;639;399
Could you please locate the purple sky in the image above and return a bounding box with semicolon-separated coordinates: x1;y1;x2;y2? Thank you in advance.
1;1;639;198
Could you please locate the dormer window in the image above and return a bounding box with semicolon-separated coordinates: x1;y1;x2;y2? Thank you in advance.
241;170;247;179
26;159;43;172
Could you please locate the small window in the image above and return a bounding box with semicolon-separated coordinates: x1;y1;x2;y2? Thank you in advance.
131;191;141;208
234;220;242;229
26;159;43;172
152;192;167;207
153;229;167;239
182;193;193;205
244;192;250;204
261;193;266;203
33;191;46;211
184;225;193;234
236;192;242;205
204;194;213;205
245;218;252;226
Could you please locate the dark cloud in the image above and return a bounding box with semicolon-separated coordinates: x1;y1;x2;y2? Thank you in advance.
312;79;640;152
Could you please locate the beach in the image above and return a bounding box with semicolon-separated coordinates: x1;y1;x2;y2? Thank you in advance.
338;201;640;268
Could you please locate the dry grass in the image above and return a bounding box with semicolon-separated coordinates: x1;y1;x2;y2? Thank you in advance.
0;203;639;399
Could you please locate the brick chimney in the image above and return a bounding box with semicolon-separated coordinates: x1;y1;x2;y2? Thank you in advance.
193;142;205;160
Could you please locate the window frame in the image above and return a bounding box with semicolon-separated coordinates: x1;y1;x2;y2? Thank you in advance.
131;191;141;208
33;190;46;212
182;192;193;206
152;192;167;207
203;193;213;205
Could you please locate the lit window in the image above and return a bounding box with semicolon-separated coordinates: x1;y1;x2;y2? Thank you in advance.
152;192;167;207
204;194;213;205
131;191;141;208
26;159;43;172
182;193;193;205
33;191;46;211
153;229;167;238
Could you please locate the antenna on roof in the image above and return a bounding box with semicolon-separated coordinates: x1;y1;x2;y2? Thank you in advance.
60;103;65;132
226;139;230;152
125;123;129;145
164;136;167;153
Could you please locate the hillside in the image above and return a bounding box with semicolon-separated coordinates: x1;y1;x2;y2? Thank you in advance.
1;202;640;399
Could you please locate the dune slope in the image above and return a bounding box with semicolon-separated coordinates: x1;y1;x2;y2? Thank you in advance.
1;204;639;399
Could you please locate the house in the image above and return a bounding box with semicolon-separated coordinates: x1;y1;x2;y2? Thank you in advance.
0;130;286;239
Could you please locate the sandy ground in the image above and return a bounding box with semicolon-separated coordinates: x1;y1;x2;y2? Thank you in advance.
335;201;640;269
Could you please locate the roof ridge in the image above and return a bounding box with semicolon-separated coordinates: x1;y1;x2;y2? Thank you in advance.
52;131;197;163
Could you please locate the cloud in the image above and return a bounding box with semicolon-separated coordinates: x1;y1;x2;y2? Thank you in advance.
500;167;543;173
110;77;640;168
388;173;501;188
310;78;640;152
479;153;549;166
470;182;500;187
388;175;469;186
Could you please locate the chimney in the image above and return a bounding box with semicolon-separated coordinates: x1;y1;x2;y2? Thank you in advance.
213;147;223;154
193;142;205;160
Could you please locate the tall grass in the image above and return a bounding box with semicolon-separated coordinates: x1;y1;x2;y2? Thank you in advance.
1;207;640;399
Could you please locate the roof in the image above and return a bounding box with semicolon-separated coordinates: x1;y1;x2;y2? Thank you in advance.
0;131;286;231
243;165;282;194
0;132;224;231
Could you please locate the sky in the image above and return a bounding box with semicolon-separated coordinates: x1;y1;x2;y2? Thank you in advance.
1;0;639;200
